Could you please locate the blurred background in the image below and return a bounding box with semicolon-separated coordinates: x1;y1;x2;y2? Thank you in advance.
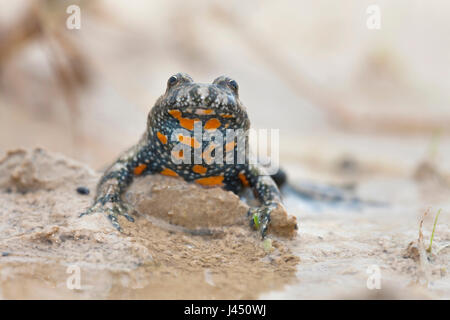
1;0;449;185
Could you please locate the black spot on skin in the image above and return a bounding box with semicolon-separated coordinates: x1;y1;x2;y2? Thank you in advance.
76;186;90;195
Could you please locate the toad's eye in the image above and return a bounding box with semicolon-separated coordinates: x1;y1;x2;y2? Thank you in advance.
228;79;238;93
167;75;178;88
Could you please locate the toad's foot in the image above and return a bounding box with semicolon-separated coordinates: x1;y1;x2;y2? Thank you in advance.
80;199;135;231
248;202;278;239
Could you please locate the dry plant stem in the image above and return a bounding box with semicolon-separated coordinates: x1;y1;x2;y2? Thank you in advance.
418;208;432;285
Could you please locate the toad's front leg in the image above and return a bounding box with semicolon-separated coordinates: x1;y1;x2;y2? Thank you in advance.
80;142;154;231
240;164;291;238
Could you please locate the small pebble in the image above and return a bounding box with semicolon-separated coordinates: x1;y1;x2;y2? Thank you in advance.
76;186;90;195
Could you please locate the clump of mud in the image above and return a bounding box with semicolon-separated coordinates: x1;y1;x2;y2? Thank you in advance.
126;174;248;231
126;174;297;238
0;148;299;299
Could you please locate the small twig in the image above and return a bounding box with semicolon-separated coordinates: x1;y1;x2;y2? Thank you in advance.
417;208;431;285
418;208;429;245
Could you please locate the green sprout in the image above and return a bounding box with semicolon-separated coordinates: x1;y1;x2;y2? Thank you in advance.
427;209;442;253
253;212;260;229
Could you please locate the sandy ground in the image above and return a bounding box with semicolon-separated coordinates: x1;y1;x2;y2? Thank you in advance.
0;148;449;299
0;148;298;299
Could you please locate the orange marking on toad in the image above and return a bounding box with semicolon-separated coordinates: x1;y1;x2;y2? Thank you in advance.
179;117;199;131
168;109;199;131
192;164;208;174
204;118;221;130
157;131;167;144
161;168;178;177
238;172;250;187
195;176;224;187
178;134;201;149
168;109;182;119
225;141;235;152
171;149;184;160
133;164;147;175
172;150;184;160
